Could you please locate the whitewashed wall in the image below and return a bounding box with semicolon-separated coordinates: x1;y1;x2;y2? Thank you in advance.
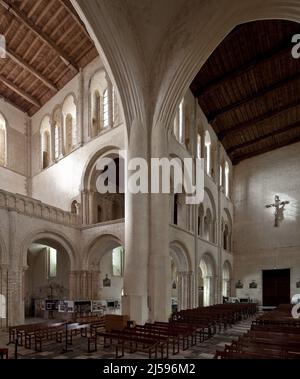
233;142;300;303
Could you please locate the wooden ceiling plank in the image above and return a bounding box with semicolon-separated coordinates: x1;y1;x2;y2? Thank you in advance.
232;134;300;164
0;74;40;107
228;120;300;154
0;0;79;73
208;71;300;122
0;92;27;113
35;0;56;25
57;0;91;39
27;0;43;18
6;47;57;91
195;43;291;98
219;98;300;141
19;0;30;11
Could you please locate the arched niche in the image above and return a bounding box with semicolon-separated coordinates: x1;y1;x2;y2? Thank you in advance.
222;260;233;299
62;94;77;154
199;253;216;307
24;236;73;319
170;241;192;312
85;234;124;313
81;148;125;225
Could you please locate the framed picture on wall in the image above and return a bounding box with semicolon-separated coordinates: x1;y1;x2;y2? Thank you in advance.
235;280;243;289
103;274;111;287
249;280;257;289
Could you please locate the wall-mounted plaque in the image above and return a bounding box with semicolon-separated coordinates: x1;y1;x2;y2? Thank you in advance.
235;280;243;289
103;274;111;287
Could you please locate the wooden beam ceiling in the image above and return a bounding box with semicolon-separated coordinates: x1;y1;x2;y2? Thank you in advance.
219;99;300;142
0;74;40;107
195;42;290;99
207;70;300;123
228;120;300;155
57;0;91;39
0;0;79;73
191;20;300;164
232;133;300;165
6;47;58;91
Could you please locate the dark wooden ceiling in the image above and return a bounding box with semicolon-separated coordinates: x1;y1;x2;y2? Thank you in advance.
0;0;98;116
190;20;300;164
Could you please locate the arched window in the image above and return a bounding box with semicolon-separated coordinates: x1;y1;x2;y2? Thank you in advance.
62;95;77;152
42;131;51;169
0;294;6;319
53;107;62;159
197;133;201;159
103;89;109;128
204;208;212;242
223;224;229;250
0;114;7;167
93;91;101;134
220;164;223;187
65;114;73;154
54;124;60;159
40;116;52;169
198;204;204;236
225;161;230;197
205;131;211;176
71;200;78;214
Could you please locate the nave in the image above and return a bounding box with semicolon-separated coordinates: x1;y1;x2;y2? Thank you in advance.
0;303;255;360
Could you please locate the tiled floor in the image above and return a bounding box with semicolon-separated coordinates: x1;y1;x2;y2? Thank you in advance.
0;317;254;359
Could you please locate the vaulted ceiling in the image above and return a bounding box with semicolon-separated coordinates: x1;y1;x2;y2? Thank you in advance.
190;20;300;164
0;0;98;116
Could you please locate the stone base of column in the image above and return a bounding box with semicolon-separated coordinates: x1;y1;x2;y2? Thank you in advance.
122;294;148;324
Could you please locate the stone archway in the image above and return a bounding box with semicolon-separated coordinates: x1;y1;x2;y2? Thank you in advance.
80;148;125;225
9;230;78;325
81;234;124;313
73;0;300;323
199;253;217;307
222;260;233;299
170;241;193;312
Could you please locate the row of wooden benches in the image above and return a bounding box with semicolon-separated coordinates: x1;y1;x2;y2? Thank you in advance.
215;305;300;359
89;304;257;359
7;316;106;353
88;320;207;359
171;303;257;333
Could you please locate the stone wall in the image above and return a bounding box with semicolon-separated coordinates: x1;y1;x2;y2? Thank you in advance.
233;142;300;303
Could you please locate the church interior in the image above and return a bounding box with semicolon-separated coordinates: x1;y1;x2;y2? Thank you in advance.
0;0;300;360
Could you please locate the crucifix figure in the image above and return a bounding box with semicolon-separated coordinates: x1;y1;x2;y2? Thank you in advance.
265;195;290;227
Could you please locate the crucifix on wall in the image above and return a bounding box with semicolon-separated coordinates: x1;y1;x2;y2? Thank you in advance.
265;195;290;227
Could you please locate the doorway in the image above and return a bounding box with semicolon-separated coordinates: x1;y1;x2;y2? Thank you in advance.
262;269;290;306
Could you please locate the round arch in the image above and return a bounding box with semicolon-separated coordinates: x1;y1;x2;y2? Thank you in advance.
80;147;125;224
83;233;123;271
169;240;192;311
80;146;122;191
151;0;300;131
169;240;191;272
199;252;216;307
222;260;233;298
20;230;77;271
